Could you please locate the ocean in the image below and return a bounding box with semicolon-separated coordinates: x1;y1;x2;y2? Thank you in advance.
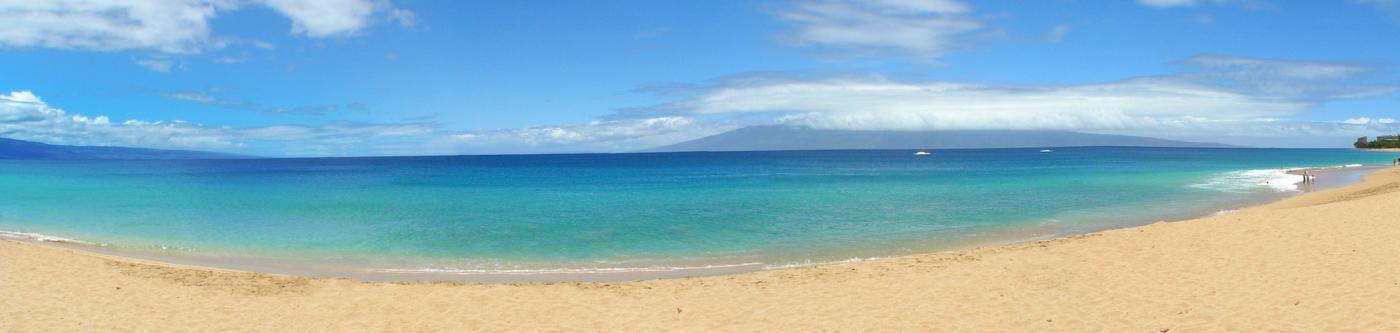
0;147;1395;280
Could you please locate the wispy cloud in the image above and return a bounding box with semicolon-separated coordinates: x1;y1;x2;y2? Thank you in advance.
1138;0;1206;8
1045;24;1071;43
775;0;981;60
438;117;738;154
1138;0;1275;9
135;59;178;73
211;56;245;64
1194;13;1215;24
1176;55;1394;98
632;27;671;40
158;90;365;116
1357;0;1400;21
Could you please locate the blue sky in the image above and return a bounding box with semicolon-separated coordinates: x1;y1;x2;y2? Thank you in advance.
1;0;1398;156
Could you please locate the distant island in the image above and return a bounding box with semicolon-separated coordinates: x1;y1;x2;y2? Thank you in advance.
1354;135;1400;149
0;137;245;160
648;126;1237;152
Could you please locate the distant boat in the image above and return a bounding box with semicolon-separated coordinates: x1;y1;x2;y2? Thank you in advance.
913;150;931;156
1039;149;1054;153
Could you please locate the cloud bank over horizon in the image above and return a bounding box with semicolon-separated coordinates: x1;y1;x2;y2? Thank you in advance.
5;54;1395;156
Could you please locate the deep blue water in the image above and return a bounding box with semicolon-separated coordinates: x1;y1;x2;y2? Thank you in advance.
0;148;1395;273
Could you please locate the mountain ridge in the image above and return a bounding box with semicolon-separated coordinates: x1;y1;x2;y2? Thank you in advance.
0;137;247;160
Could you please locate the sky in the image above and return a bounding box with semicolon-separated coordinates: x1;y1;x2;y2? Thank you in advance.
0;0;1398;156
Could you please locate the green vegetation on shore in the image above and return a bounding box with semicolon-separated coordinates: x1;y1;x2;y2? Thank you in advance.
1357;140;1399;149
1355;136;1400;149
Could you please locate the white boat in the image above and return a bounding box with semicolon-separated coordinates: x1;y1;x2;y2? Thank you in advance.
1039;149;1054;153
913;150;931;156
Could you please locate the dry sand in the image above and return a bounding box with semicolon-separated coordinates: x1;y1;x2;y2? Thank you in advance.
5;167;1400;331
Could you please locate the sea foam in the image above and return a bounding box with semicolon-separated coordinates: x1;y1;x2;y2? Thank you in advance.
1190;169;1305;193
0;230;88;244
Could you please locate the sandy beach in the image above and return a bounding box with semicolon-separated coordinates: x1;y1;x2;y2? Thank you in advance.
3;166;1400;331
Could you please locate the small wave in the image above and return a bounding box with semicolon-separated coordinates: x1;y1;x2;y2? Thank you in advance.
1190;169;1304;193
0;230;89;244
764;256;886;270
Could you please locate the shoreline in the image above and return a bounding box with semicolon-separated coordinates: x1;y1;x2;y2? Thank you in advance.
0;164;1389;283
4;166;1400;330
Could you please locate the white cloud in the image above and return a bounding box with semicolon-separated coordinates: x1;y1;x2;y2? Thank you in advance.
0;0;412;53
387;7;416;27
776;0;981;59
658;75;1307;131
1342;117;1397;125
0;90;434;156
256;0;396;37
0;90;237;148
0;1;222;53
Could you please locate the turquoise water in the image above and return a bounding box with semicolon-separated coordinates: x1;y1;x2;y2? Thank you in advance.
0;148;1395;275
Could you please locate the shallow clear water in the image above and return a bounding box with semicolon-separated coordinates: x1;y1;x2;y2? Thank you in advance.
0;148;1394;273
